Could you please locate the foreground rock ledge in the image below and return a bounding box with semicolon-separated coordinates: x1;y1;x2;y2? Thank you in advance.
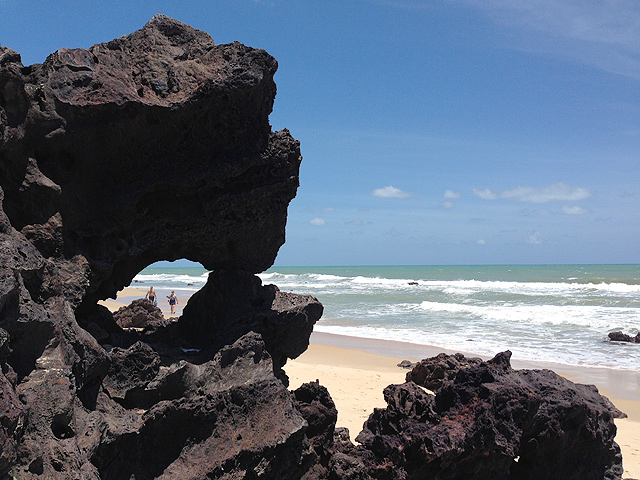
353;351;626;480
0;15;626;480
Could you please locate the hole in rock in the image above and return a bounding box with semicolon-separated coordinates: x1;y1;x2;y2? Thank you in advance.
112;259;208;321
82;258;294;384
76;259;209;355
51;413;75;439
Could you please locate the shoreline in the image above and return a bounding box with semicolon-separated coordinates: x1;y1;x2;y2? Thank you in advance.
98;286;186;319
307;331;640;402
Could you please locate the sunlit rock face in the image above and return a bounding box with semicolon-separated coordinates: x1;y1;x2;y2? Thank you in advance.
0;15;324;478
1;14;300;304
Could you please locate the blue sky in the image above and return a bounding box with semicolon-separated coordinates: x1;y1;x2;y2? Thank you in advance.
1;1;638;266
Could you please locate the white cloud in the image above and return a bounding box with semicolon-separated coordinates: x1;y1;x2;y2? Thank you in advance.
562;205;590;215
444;189;461;199
309;217;326;226
476;239;486;245
527;232;542;244
472;188;498;200
347;218;372;226
373;185;412;198
442;201;455;209
473;183;591;203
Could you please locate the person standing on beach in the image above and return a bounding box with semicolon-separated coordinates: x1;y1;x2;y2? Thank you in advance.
168;290;178;316
145;286;157;306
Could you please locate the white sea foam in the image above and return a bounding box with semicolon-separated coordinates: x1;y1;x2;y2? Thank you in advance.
415;301;637;327
313;323;640;371
133;273;208;287
136;265;640;370
269;272;640;297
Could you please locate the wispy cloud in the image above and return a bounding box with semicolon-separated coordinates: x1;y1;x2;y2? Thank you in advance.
473;188;499;200
473;183;591;203
444;189;462;199
527;231;542;244
562;205;590;215
347;218;372;226
456;0;640;78
309;217;326;226
476;239;486;245
373;185;412;198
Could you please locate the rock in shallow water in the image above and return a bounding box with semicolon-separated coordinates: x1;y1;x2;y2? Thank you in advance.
608;331;640;343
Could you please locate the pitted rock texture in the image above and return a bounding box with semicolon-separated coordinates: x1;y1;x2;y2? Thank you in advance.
1;13;300;305
0;15;324;479
350;351;626;480
178;269;323;382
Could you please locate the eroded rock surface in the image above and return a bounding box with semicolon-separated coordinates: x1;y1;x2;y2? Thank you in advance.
349;351;626;480
1;13;299;304
112;298;167;329
0;15;323;479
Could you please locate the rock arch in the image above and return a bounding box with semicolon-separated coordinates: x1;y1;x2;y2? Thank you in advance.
0;15;324;478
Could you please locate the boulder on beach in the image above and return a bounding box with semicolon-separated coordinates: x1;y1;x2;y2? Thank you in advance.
112;298;167;329
349;351;626;480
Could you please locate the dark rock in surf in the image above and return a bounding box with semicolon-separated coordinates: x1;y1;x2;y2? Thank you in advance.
608;331;640;343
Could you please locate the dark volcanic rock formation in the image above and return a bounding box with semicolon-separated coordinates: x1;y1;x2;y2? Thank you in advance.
1;13;299;304
112;298;167;329
608;331;640;343
178;269;323;382
0;15;324;479
91;332;318;480
351;351;626;480
0;14;626;480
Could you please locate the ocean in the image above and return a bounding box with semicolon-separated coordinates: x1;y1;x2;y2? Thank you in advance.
132;264;640;371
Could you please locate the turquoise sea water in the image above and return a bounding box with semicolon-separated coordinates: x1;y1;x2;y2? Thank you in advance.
133;264;640;370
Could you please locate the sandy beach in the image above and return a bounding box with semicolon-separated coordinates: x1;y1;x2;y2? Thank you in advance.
102;292;640;478
99;286;185;318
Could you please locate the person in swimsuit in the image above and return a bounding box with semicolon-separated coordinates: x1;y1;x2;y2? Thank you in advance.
145;286;156;305
168;290;178;316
